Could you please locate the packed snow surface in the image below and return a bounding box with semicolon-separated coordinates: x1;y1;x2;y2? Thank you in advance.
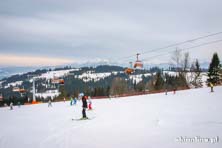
0;86;222;148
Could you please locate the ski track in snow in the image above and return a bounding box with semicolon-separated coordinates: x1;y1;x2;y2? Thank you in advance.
40;108;97;148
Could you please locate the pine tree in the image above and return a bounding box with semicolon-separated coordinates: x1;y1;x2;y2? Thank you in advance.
106;86;110;96
218;64;222;84
154;72;164;90
208;53;220;85
58;85;67;100
135;81;146;92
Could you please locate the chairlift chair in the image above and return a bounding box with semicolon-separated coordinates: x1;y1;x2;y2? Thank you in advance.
134;53;143;69
51;78;64;85
12;87;26;97
125;53;143;74
125;62;134;75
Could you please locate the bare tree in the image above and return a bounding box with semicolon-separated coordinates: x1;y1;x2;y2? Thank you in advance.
145;74;155;91
190;59;202;88
181;52;190;83
110;77;128;96
182;52;190;72
171;48;182;73
171;49;190;86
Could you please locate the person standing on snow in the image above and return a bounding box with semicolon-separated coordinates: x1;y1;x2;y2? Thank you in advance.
165;88;168;95
70;96;73;106
82;95;88;119
173;88;176;94
73;97;77;105
28;97;30;103
210;82;214;92
63;97;66;103
17;102;21;108
48;98;52;107
88;96;92;110
10;102;13;110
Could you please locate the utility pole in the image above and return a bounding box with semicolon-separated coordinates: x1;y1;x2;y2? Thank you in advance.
32;78;36;103
28;75;38;103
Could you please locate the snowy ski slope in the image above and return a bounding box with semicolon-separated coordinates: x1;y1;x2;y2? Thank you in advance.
0;86;222;148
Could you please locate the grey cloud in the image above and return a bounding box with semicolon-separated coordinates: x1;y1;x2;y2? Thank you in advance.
0;0;222;66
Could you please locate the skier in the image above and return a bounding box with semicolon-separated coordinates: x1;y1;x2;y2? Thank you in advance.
88;96;92;110
73;97;77;105
82;95;88;119
10;102;13;110
165;88;168;95
48;98;52;107
78;93;84;100
18;102;21;108
28;97;30;103
210;82;214;92
173;88;176;94
63;97;66;103
70;97;73;106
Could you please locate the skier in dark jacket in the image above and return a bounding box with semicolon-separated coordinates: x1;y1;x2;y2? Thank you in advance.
210;82;214;92
82;95;88;119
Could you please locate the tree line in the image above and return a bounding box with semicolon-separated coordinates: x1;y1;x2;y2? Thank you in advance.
0;52;222;105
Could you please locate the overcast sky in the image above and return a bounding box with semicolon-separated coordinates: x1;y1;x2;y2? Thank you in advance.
0;0;222;67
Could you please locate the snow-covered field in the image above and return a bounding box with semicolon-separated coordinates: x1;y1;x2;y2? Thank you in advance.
4;81;23;89
0;86;222;148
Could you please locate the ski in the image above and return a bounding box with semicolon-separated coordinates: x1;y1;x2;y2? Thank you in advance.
72;117;95;121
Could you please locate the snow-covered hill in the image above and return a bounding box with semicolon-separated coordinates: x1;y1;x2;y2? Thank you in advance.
0;86;221;148
36;69;79;80
76;71;115;82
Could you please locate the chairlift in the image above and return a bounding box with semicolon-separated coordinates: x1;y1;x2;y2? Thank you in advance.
13;87;26;93
59;79;65;85
51;78;64;85
134;53;143;69
125;53;143;74
125;62;134;75
12;87;26;97
51;72;65;85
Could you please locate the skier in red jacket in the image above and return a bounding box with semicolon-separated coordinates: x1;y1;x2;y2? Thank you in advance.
88;96;92;110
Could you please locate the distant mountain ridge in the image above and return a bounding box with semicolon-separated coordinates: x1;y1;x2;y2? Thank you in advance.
0;67;38;80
